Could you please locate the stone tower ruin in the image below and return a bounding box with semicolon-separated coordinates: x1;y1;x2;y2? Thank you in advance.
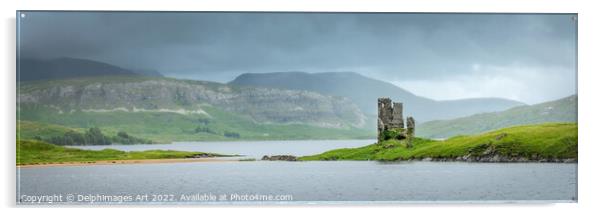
377;98;415;143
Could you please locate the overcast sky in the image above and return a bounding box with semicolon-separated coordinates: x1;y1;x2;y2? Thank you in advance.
18;12;577;104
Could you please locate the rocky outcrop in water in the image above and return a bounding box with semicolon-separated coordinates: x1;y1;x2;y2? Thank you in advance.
261;155;298;161
186;153;218;158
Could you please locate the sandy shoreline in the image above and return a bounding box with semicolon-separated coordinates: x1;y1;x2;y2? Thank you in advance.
17;157;241;168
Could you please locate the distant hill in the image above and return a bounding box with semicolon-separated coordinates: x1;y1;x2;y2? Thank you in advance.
18;57;163;81
417;95;577;138
229;72;525;122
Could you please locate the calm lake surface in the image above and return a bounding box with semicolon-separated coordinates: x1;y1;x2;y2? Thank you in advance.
17;140;577;204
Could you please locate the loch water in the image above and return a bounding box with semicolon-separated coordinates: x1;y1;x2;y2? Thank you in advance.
17;140;577;204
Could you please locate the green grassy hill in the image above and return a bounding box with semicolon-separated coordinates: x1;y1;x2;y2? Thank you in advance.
300;123;577;162
417;95;577;139
17;139;226;165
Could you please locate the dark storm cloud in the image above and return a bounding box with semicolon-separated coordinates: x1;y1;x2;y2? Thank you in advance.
18;12;577;103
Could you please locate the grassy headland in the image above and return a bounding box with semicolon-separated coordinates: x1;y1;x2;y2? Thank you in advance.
300;123;577;162
17;139;231;166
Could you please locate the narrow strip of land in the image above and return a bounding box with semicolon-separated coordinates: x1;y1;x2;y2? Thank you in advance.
17;139;236;167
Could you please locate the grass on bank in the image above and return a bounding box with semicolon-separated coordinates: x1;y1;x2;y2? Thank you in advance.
16;139;228;165
299;123;577;161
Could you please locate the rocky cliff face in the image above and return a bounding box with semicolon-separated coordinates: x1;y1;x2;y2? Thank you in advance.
19;76;366;129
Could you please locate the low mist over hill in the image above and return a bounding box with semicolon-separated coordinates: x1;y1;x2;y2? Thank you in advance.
417;95;577;138
229;72;525;122
19;57;163;81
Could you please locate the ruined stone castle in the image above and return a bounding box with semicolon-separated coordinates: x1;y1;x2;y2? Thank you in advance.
377;98;415;142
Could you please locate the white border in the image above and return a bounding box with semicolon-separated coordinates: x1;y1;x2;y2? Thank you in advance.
2;0;602;215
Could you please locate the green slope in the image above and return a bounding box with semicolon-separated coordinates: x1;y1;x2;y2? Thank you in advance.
300;123;577;162
417;95;577;139
18;106;374;143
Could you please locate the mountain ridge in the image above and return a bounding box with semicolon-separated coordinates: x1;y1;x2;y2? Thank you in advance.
229;71;526;122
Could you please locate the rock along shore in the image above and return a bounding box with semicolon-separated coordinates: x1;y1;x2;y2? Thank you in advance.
405;155;577;163
261;155;298;161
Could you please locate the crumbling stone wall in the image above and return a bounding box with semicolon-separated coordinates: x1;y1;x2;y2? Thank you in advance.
377;98;393;133
391;102;404;128
377;98;415;144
